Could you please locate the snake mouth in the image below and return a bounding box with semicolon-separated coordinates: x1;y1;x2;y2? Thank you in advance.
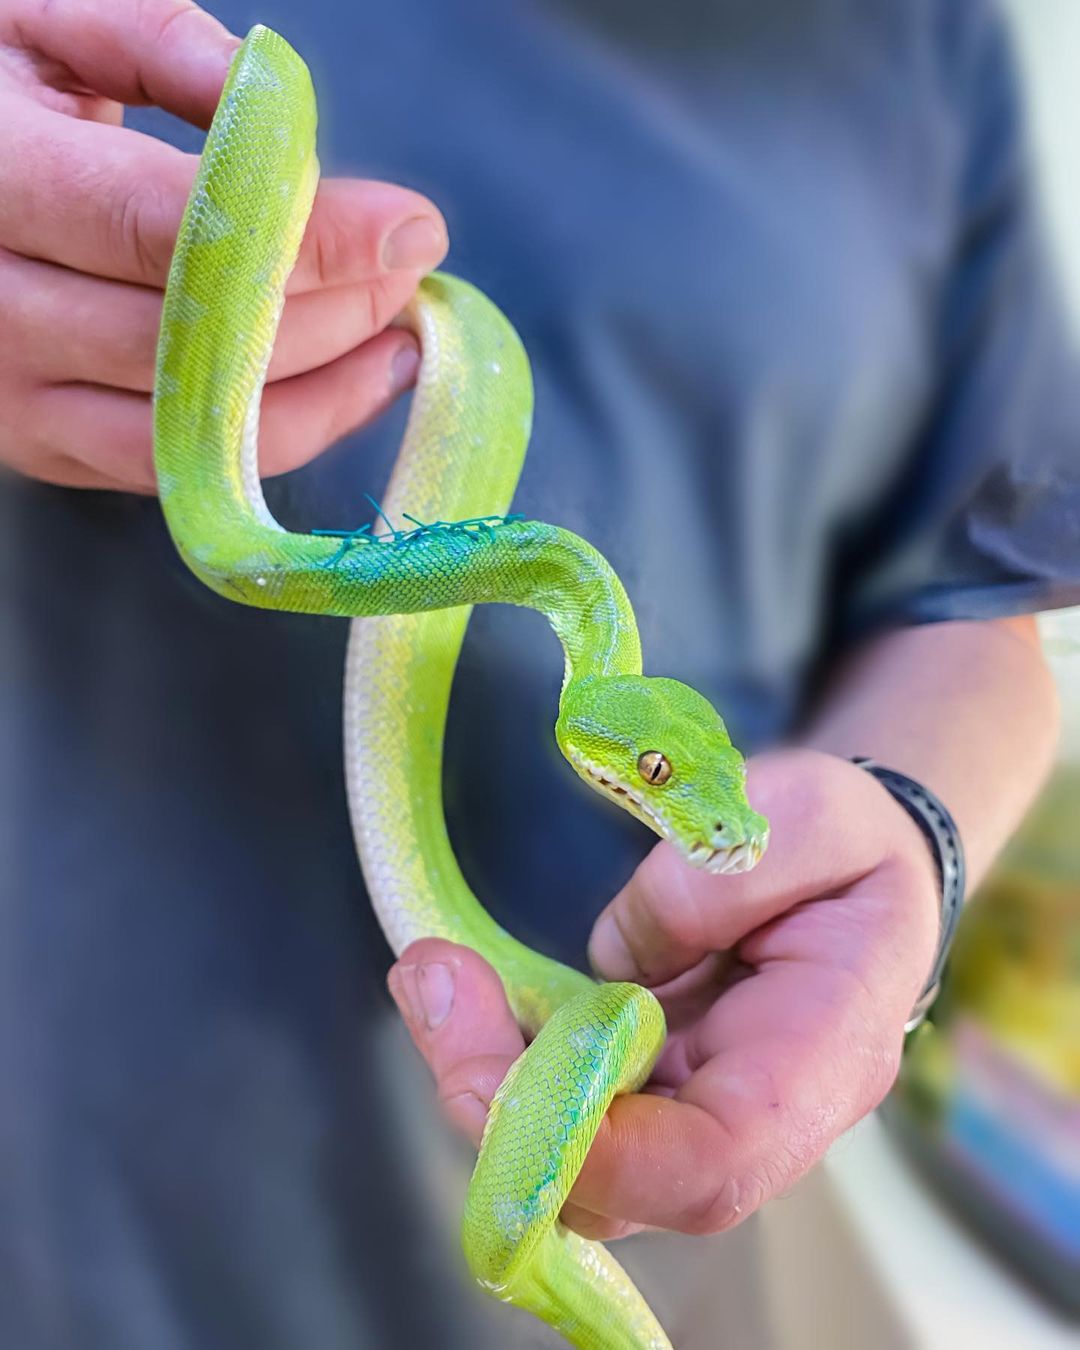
683;837;766;875
576;758;666;832
573;757;766;876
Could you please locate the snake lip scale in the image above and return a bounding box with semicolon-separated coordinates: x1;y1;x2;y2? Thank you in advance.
575;755;766;873
694;835;768;874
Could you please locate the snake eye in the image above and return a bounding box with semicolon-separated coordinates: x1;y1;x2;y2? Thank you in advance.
637;751;672;785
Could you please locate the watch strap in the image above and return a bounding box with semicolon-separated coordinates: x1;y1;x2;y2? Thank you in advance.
851;758;966;1031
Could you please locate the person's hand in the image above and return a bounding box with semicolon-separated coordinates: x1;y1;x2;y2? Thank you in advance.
389;748;940;1239
0;0;447;491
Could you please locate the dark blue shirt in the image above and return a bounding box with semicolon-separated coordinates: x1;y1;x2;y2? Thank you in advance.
4;1;1079;1346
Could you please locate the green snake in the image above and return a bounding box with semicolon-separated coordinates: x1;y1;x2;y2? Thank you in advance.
153;26;769;1349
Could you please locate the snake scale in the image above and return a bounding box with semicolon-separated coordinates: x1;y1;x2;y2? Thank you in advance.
153;26;769;1349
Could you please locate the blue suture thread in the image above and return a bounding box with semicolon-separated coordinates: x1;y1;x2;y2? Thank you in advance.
312;495;526;569
311;522;373;568
364;492;397;535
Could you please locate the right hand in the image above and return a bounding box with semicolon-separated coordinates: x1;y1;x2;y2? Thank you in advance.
0;0;448;491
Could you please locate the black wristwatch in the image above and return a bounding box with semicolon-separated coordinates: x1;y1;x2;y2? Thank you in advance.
850;758;966;1031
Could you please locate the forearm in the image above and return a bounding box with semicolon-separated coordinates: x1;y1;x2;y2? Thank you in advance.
803;616;1060;889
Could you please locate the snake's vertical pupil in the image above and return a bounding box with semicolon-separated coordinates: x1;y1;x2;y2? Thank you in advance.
638;751;672;784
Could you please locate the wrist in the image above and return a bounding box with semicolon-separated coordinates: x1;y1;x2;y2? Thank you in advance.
850;758;966;1030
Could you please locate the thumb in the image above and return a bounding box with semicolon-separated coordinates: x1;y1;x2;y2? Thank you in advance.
388;940;525;1147
8;0;240;126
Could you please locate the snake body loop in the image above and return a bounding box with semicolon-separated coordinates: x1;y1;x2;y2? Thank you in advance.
154;27;768;1348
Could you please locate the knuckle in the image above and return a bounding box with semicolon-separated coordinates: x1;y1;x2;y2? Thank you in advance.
309;212;364;289
752;747;866;839
683;1165;775;1236
437;1069;483;1108
795;750;854;820
361;275;410;336
359;278;381;335
310;221;343;290
108;170;172;281
437;1054;503;1112
135;0;202;52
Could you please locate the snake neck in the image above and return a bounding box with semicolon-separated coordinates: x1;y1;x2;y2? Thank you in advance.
480;520;642;683
163;502;642;685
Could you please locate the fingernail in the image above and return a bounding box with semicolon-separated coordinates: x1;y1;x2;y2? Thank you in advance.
588;912;637;982
389;341;420;395
389;961;455;1030
382;216;446;271
415;962;455;1029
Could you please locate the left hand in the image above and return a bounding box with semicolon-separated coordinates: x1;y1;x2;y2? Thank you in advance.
388;748;941;1240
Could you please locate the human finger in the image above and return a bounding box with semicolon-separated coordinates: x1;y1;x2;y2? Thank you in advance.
568;858;936;1234
2;0;240;125
25;325;420;490
567;974;899;1229
558;1203;645;1242
387;940;655;1243
388;939;526;1145
588;749;933;985
0;98;447;293
6;249;426;393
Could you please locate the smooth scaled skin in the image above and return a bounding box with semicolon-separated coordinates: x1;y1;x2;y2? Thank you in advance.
153;26;767;1350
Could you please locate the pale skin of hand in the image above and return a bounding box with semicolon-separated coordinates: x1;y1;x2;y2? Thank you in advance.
0;0;449;492
392;616;1060;1240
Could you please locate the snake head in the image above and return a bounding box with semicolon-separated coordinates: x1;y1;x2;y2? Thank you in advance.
555;674;769;874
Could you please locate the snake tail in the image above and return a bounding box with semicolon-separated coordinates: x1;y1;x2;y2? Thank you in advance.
462;983;671;1349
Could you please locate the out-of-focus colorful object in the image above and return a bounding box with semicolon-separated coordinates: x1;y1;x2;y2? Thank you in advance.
890;760;1080;1317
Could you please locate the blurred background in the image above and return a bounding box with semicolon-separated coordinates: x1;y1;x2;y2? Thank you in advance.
772;6;1079;1347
